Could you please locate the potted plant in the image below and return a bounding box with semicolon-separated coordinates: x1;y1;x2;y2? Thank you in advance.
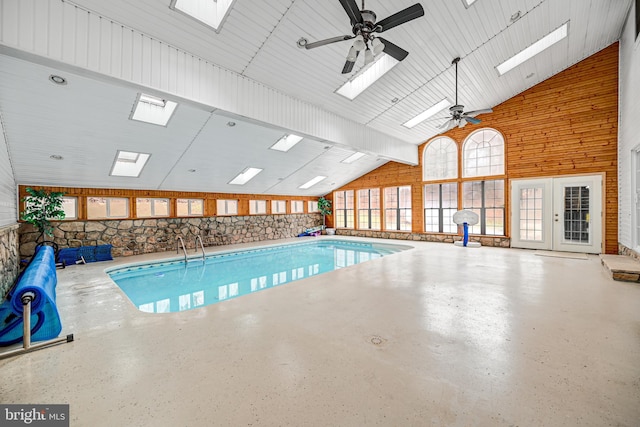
317;196;335;235
21;187;66;246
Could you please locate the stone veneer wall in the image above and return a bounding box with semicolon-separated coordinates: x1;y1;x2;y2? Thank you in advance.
1;224;20;298
19;214;323;258
618;243;640;260
334;229;511;248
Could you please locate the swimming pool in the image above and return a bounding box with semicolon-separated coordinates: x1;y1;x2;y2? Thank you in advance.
107;239;411;313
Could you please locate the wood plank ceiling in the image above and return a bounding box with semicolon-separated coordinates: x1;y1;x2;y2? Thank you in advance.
0;0;632;196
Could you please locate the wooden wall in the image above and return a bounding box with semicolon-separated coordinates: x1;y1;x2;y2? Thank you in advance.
328;43;619;254
18;186;318;219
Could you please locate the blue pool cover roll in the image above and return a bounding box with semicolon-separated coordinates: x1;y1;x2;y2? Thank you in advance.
0;245;62;346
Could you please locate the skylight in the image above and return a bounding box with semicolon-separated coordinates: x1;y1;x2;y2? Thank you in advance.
130;93;178;126
229;167;262;185
461;0;478;8
299;176;327;190
110;151;151;177
341;152;366;164
270;134;303;152
403;98;452;128
335;54;400;100
496;22;569;76
170;0;236;32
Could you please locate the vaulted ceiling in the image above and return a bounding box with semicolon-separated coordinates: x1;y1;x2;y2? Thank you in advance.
0;0;632;196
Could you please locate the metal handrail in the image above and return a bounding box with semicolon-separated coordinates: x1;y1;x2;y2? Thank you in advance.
176;236;188;262
195;235;205;260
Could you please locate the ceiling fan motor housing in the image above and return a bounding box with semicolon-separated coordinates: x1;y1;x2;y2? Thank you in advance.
354;10;377;35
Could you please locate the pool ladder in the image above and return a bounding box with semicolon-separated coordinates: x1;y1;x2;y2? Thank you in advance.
177;236;206;262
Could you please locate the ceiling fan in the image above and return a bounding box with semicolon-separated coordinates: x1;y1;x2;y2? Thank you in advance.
438;57;493;131
299;0;424;74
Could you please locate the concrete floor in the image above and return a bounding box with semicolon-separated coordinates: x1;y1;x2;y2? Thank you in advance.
1;237;639;426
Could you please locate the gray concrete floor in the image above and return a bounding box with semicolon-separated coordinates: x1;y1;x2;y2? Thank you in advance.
1;237;640;426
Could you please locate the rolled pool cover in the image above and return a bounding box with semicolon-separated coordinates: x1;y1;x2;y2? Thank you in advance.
0;245;62;346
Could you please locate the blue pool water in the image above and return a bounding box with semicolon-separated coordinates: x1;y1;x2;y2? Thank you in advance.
108;239;410;313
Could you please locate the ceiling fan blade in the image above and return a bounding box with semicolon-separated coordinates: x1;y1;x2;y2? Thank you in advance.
305;35;354;49
464;116;481;125
437;119;456;131
376;4;425;33
464;108;493;117
339;0;363;26
342;51;360;74
377;37;409;61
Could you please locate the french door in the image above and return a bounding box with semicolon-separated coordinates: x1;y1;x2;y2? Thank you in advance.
511;175;602;253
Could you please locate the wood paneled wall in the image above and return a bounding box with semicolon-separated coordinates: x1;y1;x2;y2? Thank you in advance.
18;186;318;219
328;43;619;253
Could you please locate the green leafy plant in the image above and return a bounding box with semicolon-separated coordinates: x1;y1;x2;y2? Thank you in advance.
21;187;66;241
317;196;332;228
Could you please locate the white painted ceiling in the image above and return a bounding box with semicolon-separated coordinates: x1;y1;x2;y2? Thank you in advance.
0;0;632;196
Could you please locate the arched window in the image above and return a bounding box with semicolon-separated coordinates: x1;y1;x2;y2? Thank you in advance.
462;128;504;177
423;136;458;181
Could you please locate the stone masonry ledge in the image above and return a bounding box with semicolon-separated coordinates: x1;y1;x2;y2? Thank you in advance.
600;254;640;282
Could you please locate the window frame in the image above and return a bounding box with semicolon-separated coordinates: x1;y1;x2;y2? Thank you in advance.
333;190;355;229
423;183;458;233
462;179;505;236
291;200;304;214
136;197;170;218
384;186;412;231
216;199;238;216
176;198;204;217
249;200;267;215
271;200;287;215
357;188;381;230
462;128;505;178
423;136;458;181
87;197;130;219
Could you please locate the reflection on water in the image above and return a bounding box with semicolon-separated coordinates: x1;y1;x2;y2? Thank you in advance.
109;240;407;313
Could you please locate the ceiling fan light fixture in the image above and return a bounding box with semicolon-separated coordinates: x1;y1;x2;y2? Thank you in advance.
347;45;358;62
364;48;374;65
371;38;385;55
353;35;366;51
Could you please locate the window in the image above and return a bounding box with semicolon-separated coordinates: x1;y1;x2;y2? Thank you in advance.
177;199;203;217
423;136;458;180
424;184;458;233
250;200;267;215
60;196;78;220
136;198;169;218
87;197;129;219
271;200;287;214
357;188;380;230
291;200;304;213
308;200;319;213
463;128;505;177
384;186;412;231
216;199;238;216
462;180;505;235
334;190;354;228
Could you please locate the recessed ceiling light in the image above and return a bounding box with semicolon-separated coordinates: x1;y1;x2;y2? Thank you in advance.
403;98;452;128
229;167;262;185
510;11;522;22
336;53;400;100
526;73;535;79
227;121;236;127
270;134;303;152
49;154;63;160
496;22;569;76
299;176;327;190
130;93;178;126
461;0;478;8
110;150;151;177
297;38;308;48
48;75;67;85
188;169;196;173
391;97;399;103
341;152;366;164
169;0;236;32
